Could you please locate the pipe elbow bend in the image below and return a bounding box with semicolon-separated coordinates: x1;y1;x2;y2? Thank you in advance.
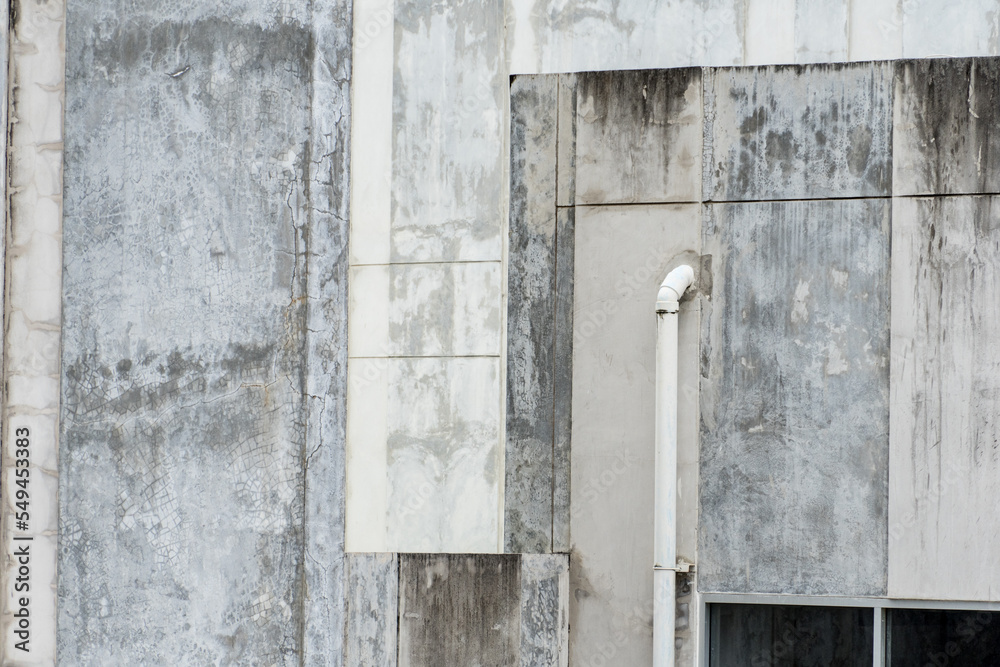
656;265;695;313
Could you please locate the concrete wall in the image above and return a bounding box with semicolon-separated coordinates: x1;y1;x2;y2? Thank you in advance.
345;0;1000;559
344;553;570;666
505;57;1000;664
58;0;352;663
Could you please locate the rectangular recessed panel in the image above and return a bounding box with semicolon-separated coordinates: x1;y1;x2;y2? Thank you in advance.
889;196;1000;600
398;554;520;667
700;199;890;596
704;62;893;201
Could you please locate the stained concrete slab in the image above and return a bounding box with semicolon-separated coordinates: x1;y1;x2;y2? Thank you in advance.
346;553;398;667
506;0;745;74
59;2;351;663
704;62;893;201
391;0;505;262
552;207;575;555
398;554;520;667
894;58;1000;196
570;203;702;665
520;554;569;667
889;196;1000;601
700;199;890;596
506;74;558;554
386;358;501;553
572;69;703;205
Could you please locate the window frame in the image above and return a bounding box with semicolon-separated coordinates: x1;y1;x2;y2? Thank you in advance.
700;594;1000;667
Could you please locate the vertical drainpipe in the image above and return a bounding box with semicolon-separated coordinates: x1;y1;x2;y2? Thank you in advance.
654;265;694;667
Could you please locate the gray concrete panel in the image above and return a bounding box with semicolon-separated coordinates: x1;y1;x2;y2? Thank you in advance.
59;2;350;663
398;554;521;667
506;74;558;554
552;207;574;554
573;68;703;205
889;196;1000;600
570;203;702;665
303;1;353;662
894;58;1000;196
704;62;893;201
700;199;890;596
520;554;569;667
346;554;398;667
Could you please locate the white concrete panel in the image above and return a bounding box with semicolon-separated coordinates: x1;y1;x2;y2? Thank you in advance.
350;0;393;265
849;0;903;62
386;358;501;553
903;0;1000;58
349;265;391;358
391;0;505;262
744;0;795;65
346;359;390;553
795;0;848;63
571;204;701;665
389;262;502;357
506;0;743;75
889;196;1000;601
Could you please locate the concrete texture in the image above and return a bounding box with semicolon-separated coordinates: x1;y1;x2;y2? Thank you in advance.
552;207;574;555
506;0;745;74
345;0;507;555
700;199;890;596
573;69;702;205
385;358;501;553
889;196;1000;601
506;74;558;554
2;0;63;662
59;2;351;664
346;553;398;667
391;0;504;263
520;554;569;667
894;58;1000;197
704;62;893;202
571;204;702;666
398;554;520;667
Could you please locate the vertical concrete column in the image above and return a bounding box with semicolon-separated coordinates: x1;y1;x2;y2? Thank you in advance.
2;0;65;662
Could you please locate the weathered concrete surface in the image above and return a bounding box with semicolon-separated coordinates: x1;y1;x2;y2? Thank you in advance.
794;0;848;64
551;207;574;555
391;0;505;262
889;196;1000;601
571;204;701;666
346;553;398;667
902;0;1000;59
2;0;63;661
700;199;890;596
59;1;351;664
398;554;520;667
506;0;745;74
349;263;502;357
894;58;1000;197
346;0;507;556
506;74;557;554
385;358;501;553
520;554;569;667
572;69;702;205
704;62;893;201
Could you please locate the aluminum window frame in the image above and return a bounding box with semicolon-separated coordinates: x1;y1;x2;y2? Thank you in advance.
699;594;1000;667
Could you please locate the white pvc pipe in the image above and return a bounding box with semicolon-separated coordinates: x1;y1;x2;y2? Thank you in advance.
654;265;694;667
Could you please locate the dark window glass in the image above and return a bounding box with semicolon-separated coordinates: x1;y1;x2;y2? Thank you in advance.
888;609;1000;667
709;603;873;667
